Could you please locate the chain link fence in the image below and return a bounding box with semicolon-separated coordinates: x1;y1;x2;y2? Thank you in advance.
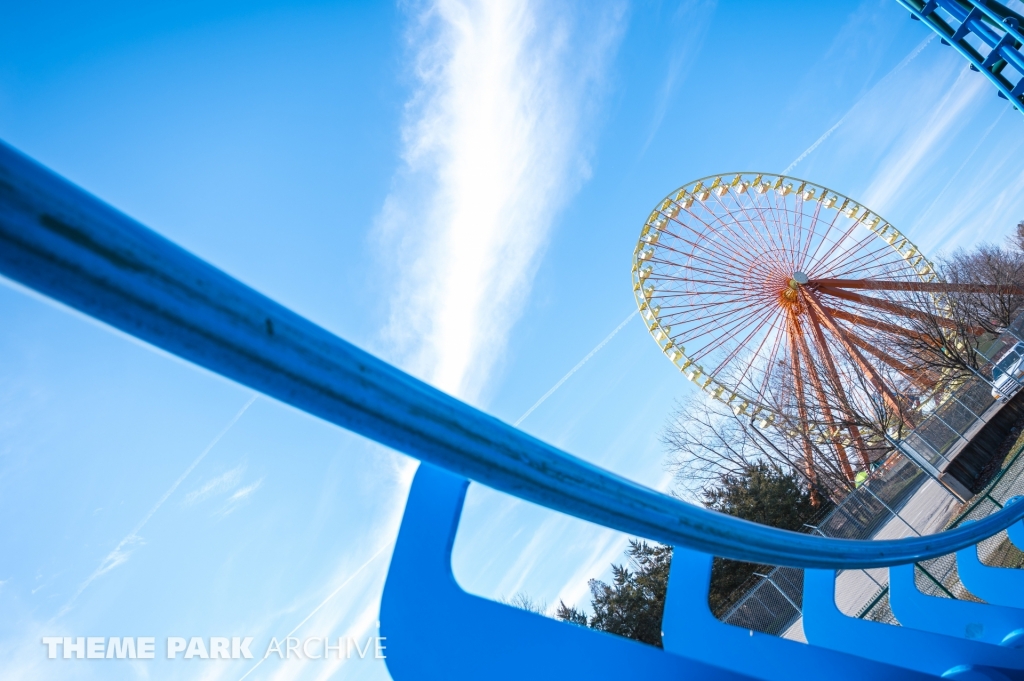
858;441;1024;624
714;322;1024;637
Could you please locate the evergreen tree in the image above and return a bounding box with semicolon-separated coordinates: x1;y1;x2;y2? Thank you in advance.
556;540;671;647
702;462;824;615
556;463;823;643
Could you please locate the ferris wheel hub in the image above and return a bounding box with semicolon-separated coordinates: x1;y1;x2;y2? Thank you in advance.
792;271;809;285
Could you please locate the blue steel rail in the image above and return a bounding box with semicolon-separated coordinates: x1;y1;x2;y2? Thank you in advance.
8;140;1024;679
898;0;1024;112
2;140;1024;569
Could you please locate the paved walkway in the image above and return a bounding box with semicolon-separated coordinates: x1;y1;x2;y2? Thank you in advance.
782;479;962;642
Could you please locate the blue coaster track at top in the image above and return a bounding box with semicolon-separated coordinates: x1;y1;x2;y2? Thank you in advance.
897;0;1024;111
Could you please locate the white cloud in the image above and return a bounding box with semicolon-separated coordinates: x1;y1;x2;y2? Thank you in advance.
227;478;262;504
378;0;626;401
183;464;245;505
784;37;1024;257
53;395;256;618
639;0;715;155
860;65;989;213
217;477;264;517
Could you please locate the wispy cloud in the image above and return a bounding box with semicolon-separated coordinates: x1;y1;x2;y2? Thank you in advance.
781;35;1022;257
183;461;265;518
514;309;636;426
638;0;715;156
378;0;626;401
183;464;246;505
55;394;257;618
860;65;989;212
235;542;392;681
783;34;934;176
217;477;264;516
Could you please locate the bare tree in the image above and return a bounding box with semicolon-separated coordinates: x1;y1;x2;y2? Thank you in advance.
868;245;1024;395
1010;220;1024;254
663;396;852;505
943;244;1024;334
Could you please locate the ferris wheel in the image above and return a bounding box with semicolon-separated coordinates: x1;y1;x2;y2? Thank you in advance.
631;172;965;479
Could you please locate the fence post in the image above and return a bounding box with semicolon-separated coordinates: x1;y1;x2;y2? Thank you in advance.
752;572;801;614
885;435;970;503
862;484;921;537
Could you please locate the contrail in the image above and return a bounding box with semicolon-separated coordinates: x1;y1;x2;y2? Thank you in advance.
56;393;258;618
237;540;393;681
783;34;934;175
514;309;638;427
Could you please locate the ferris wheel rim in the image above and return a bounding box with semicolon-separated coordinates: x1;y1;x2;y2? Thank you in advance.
631;171;938;422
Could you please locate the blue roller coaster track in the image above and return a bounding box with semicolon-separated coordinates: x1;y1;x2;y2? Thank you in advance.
897;0;1024;112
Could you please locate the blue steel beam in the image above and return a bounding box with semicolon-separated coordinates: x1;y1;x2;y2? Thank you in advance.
2;140;1024;569
897;0;1024;112
381;464;936;681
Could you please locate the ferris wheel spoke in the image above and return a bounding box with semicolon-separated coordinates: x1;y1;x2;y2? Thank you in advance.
754;315;789;404
819;244;916;280
703;305;781;376
687;303;780;360
647;261;751;285
669;299;775;336
747;191;792;264
660;220;779;276
656;294;775;313
691;314;779;347
803;202;848;271
759;192;800;270
770;191;801;266
647;279;763;297
652;236;764;278
670;304;777;347
647;268;751;290
814;240;897;275
811;229;898;278
649;261;754;286
808;215;876;278
659;307;770;330
796;196;818;268
651;294;768;311
732;310;789;392
649;295;770;315
703;193;790;269
797;199;826;270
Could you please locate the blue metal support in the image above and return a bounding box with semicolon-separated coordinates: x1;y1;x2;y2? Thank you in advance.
1005;496;1024;547
803;568;1024;677
889;562;1024;646
660;548;935;680
897;0;1024;112
382;465;1024;679
380;464;754;680
3;139;1024;568
957;542;1024;609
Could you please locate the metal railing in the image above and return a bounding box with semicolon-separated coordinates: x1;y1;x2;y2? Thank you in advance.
8;137;1024;678
4;141;1024;570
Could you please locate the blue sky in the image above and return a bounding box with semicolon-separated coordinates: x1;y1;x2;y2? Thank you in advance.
2;1;1024;679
